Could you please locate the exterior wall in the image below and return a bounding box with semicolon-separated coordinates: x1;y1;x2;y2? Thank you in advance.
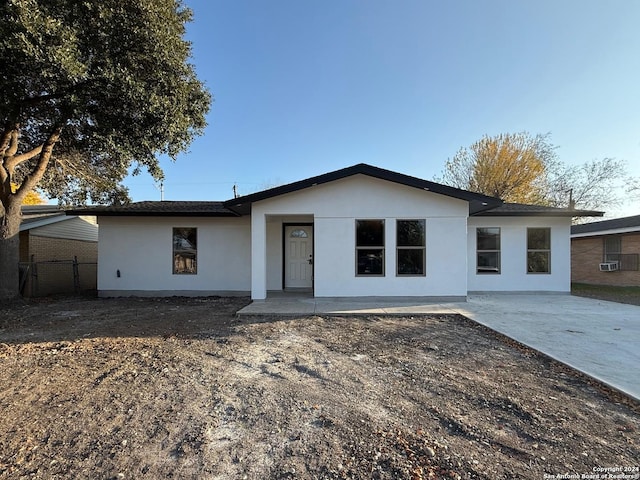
98;216;251;296
30;216;98;242
19;215;100;296
25;236;98;295
467;216;572;293
29;235;97;262
19;231;29;262
252;174;469;299
571;233;640;286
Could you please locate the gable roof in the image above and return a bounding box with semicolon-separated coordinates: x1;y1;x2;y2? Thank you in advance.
65;164;603;220
473;202;603;218
66;201;238;217
571;214;640;237
223;163;503;215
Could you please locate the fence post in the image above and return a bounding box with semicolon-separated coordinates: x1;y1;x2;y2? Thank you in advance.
31;254;38;297
19;263;30;296
73;256;80;293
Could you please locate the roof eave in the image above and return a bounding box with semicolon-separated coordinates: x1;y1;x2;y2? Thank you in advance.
572;226;640;238
66;209;239;217
473;210;604;218
223;163;503;213
20;214;72;232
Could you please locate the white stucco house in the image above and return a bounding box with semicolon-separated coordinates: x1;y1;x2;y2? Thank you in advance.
69;164;601;300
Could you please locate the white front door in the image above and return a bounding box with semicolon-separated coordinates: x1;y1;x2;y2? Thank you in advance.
284;225;313;289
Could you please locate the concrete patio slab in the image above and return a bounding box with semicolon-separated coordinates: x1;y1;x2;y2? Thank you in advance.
237;294;640;401
453;294;640;401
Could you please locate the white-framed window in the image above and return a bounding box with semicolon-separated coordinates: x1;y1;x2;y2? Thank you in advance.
356;220;384;276
396;219;425;276
476;227;500;274
173;227;197;274
527;227;550;274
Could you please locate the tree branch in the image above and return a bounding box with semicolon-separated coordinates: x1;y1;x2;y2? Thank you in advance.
6;130;19;158
0;126;14;156
21;80;93;108
0;125;19;198
5;144;44;170
14;127;62;202
0;166;9;202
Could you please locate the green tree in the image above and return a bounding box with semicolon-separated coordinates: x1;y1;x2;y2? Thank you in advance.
0;0;211;301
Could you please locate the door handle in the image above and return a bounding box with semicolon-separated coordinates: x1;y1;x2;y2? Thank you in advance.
308;255;313;265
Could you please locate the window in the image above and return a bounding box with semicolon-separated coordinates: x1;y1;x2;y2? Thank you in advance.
603;236;621;263
356;220;384;275
290;229;308;238
476;228;500;274
173;227;197;274
603;235;639;270
527;228;550;274
396;220;425;275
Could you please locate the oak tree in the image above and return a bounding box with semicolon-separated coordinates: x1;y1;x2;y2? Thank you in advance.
1;0;211;300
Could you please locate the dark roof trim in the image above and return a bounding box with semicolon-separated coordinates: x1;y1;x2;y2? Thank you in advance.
66;201;239;217
473;202;604;218
223;163;503;215
21;205;66;215
571;214;640;235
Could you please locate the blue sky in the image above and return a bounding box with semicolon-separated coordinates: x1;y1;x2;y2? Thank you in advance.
125;0;640;217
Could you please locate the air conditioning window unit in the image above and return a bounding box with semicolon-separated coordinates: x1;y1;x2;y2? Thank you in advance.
599;262;619;272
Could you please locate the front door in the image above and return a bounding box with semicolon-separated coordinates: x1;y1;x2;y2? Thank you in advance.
284;225;313;289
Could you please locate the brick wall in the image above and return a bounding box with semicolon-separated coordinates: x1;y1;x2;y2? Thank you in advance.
23;235;98;296
571;233;640;286
19;231;30;262
29;235;97;263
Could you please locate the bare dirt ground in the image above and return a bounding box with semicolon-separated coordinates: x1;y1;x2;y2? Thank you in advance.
0;296;638;480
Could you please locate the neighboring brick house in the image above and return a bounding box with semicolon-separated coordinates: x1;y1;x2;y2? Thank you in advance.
20;205;98;296
571;215;640;286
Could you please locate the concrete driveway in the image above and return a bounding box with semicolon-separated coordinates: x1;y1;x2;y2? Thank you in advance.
238;294;640;400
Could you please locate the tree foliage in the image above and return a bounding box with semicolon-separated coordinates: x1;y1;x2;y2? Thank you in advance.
439;132;627;212
11;183;45;205
0;0;211;300
439;132;556;204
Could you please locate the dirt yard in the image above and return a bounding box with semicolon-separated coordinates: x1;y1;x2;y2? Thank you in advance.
0;296;638;480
